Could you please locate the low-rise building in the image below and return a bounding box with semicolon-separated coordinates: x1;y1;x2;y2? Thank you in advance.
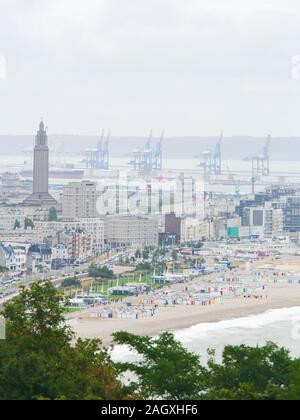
27;243;52;273
51;243;69;261
0;242;29;273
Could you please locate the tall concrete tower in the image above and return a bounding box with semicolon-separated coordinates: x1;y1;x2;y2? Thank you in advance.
23;120;57;206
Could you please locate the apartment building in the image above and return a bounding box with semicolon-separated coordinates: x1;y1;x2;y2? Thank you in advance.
104;215;159;248
62;181;100;219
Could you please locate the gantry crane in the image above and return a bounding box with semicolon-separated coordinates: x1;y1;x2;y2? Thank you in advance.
198;131;223;175
84;130;110;170
245;135;271;177
129;131;163;174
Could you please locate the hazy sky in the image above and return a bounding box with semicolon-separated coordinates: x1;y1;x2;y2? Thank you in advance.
1;0;300;136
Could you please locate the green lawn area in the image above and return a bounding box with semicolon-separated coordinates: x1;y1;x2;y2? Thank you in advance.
90;273;155;294
108;294;127;301
96;275;164;300
61;273;165;300
64;307;82;313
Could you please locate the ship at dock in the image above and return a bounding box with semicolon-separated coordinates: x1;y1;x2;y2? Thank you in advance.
19;168;84;180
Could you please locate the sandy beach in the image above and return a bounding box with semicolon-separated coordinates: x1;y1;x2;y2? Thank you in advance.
70;283;300;345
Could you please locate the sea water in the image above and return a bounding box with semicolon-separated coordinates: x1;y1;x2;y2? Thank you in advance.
2;155;300;174
111;307;300;364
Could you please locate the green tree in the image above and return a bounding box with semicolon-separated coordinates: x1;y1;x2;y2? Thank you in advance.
61;277;81;288
153;247;168;260
135;262;152;272
142;248;150;261
205;342;292;400
88;264;114;279
0;282;126;400
285;359;300;400
113;331;206;400
48;207;58;221
24;217;34;230
113;332;298;401
185;241;204;249
171;250;178;261
135;249;142;259
13;219;21;230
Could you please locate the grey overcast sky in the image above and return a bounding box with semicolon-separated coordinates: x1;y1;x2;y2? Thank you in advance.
1;0;300;136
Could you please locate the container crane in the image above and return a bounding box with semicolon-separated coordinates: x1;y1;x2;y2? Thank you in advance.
245;135;271;177
199;131;223;175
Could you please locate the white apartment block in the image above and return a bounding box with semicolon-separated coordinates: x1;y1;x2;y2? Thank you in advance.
104;215;159;248
62;181;100;219
52;244;69;260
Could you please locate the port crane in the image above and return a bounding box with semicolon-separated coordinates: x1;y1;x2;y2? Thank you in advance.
245;135;271;177
198;131;223;175
84;130;110;170
129;131;163;174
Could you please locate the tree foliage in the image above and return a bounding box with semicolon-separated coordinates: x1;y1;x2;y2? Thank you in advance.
13;219;21;230
171;250;178;261
135;249;142;259
24;217;34;230
1;282;300;401
113;331;206;400
88;264;115;279
184;241;204;249
113;332;299;401
135;262;152;272
205;343;292;400
48;207;58;222
61;277;81;288
142;248;150;260
0;282;127;400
